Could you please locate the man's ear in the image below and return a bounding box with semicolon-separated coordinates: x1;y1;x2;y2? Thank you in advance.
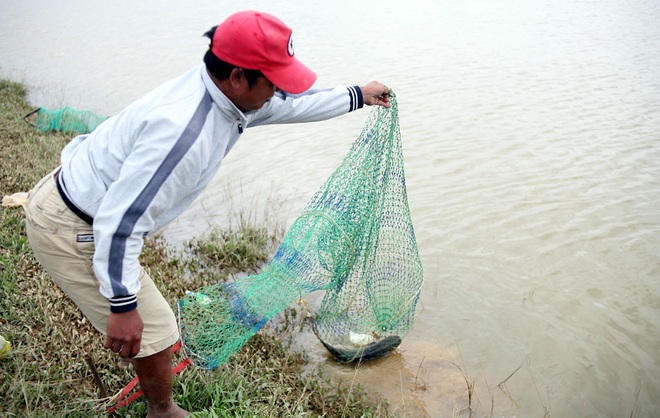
229;68;244;89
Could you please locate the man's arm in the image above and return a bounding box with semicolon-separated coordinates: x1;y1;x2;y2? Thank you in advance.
250;81;391;127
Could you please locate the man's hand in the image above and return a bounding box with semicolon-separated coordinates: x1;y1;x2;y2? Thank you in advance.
104;310;143;358
360;81;391;108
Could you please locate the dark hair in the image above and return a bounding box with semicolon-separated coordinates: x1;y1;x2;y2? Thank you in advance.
203;26;263;87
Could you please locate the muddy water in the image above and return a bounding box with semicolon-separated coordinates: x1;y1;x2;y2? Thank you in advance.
2;0;659;416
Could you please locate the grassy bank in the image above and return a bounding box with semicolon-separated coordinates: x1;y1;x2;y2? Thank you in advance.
0;79;390;417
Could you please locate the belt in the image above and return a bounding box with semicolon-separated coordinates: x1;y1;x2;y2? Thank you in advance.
54;168;94;225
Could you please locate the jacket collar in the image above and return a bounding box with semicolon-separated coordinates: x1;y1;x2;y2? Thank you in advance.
199;64;248;124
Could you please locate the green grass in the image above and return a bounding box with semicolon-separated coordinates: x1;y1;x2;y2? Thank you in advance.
185;220;274;276
0;79;392;417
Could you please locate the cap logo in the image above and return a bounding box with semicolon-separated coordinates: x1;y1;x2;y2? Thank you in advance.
287;32;294;57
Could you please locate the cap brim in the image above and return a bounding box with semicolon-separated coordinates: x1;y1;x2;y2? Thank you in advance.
263;58;317;94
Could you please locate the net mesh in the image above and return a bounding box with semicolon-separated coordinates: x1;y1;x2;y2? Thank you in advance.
177;92;424;369
24;107;108;134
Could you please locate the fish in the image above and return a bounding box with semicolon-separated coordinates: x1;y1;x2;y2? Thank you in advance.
312;323;401;364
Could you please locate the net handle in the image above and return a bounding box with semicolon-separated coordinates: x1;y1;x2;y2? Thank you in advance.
23;108;40;128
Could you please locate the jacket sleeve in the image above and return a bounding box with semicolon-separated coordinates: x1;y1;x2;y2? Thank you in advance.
248;85;364;127
92;114;207;313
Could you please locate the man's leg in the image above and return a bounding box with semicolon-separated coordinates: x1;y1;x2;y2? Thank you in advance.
134;347;188;418
25;172;189;416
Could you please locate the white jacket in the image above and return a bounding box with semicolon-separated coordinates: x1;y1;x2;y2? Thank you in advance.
58;64;364;312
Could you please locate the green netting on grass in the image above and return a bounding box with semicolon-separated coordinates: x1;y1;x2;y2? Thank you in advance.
24;106;108;134
177;92;424;369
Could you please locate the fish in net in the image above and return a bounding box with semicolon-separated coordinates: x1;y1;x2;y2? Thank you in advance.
23;106;109;134
177;92;424;369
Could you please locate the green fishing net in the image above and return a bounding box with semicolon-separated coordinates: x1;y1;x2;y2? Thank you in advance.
177;92;424;369
24;106;108;134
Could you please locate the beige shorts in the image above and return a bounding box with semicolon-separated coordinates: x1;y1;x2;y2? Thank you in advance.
24;168;179;358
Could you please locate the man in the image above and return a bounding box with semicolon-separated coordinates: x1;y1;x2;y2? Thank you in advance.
24;10;389;418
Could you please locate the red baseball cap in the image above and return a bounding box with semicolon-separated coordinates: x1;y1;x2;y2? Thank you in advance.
211;10;317;94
